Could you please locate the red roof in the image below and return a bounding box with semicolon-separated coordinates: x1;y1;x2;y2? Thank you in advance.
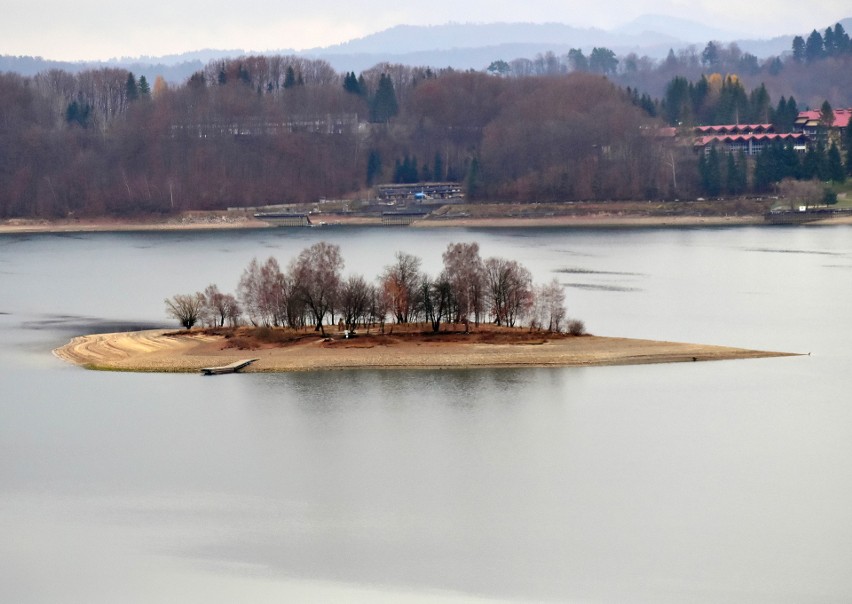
694;124;773;134
795;108;852;129
694;133;808;146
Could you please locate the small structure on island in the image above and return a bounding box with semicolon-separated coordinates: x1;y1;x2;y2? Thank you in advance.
200;358;259;375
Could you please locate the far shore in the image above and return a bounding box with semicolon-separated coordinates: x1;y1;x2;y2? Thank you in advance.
53;328;798;374
4;211;852;235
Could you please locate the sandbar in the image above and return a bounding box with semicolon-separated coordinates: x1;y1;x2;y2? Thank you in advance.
53;329;797;373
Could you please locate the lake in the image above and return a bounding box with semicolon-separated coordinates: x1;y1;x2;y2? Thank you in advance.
1;225;851;603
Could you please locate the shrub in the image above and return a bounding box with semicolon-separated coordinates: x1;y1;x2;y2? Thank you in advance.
567;319;586;336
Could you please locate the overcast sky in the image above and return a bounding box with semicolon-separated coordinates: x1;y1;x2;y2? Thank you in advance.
4;0;850;61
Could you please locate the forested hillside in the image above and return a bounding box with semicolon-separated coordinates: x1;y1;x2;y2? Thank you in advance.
0;60;672;218
1;22;851;219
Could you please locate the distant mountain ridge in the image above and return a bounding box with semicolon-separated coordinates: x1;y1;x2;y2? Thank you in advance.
2;17;850;81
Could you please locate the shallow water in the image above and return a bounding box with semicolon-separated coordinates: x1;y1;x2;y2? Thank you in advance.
2;226;852;603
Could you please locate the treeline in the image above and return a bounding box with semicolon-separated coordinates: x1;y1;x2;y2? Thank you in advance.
166;241;582;336
490;23;852;110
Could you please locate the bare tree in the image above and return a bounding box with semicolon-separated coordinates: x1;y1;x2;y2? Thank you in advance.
289;242;344;335
484;257;534;327
421;272;453;332
442;242;486;327
534;279;567;332
380;251;423;324
203;283;240;327
165;292;205;329
339;274;371;330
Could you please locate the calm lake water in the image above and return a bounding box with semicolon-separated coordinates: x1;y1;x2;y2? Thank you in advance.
1;225;851;603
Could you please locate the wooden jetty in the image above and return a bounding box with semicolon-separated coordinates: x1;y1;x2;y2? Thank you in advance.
200;358;259;375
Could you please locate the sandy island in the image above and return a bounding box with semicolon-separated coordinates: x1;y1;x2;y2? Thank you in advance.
53;328;797;373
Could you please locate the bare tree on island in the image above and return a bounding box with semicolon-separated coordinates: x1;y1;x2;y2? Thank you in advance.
290;242;344;335
442;242;486;328
380;251;423;325
484;257;534;327
165;293;205;330
203;284;240;327
339;274;372;331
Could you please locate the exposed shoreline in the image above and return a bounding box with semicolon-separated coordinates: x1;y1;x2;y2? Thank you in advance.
4;212;852;234
53;329;797;373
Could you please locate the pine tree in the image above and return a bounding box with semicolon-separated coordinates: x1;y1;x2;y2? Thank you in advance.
726;152;747;195
126;72;139;102
792;36;805;62
370;74;399;123
805;30;825;62
433;152;444;182
343;72;361;95
827;144;845;182
366;150;382;186
464;157;481;200
284;66;296;89
700;147;722;196
138;75;150;97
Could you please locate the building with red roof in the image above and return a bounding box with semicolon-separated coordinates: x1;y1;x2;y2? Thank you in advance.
692;124;809;156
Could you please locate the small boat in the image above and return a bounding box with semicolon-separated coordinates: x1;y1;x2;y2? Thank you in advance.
200;358;259;375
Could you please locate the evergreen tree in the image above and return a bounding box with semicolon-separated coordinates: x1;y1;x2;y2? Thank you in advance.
138;75;150;97
662;76;691;125
284;66;296;89
805;30;825;62
802;142;827;180
433;152;444;182
818;100;835;148
366;150;382;186
700;147;722;196
753;147;775;192
726;152;747;195
791;36;805;62
65;100;91;128
834;23;850;55
370;74;399;123
343;72;361;95
748;84;771;123
827;144;845;182
639;93;657;117
772;96;799;133
126;72;139;102
464;157;481;200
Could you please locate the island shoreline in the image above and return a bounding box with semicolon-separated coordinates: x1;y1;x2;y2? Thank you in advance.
53;328;799;374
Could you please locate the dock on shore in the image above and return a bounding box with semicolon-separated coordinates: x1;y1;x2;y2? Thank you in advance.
200;358;259;375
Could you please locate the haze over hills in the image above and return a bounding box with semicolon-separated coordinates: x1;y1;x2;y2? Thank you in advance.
1;15;849;82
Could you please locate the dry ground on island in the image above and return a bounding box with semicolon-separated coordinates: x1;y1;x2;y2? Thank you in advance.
53;324;796;373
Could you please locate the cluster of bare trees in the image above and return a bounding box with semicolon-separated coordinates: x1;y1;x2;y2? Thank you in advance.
165;241;580;335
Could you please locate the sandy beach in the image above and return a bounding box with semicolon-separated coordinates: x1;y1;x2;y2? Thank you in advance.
53;328;796;373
